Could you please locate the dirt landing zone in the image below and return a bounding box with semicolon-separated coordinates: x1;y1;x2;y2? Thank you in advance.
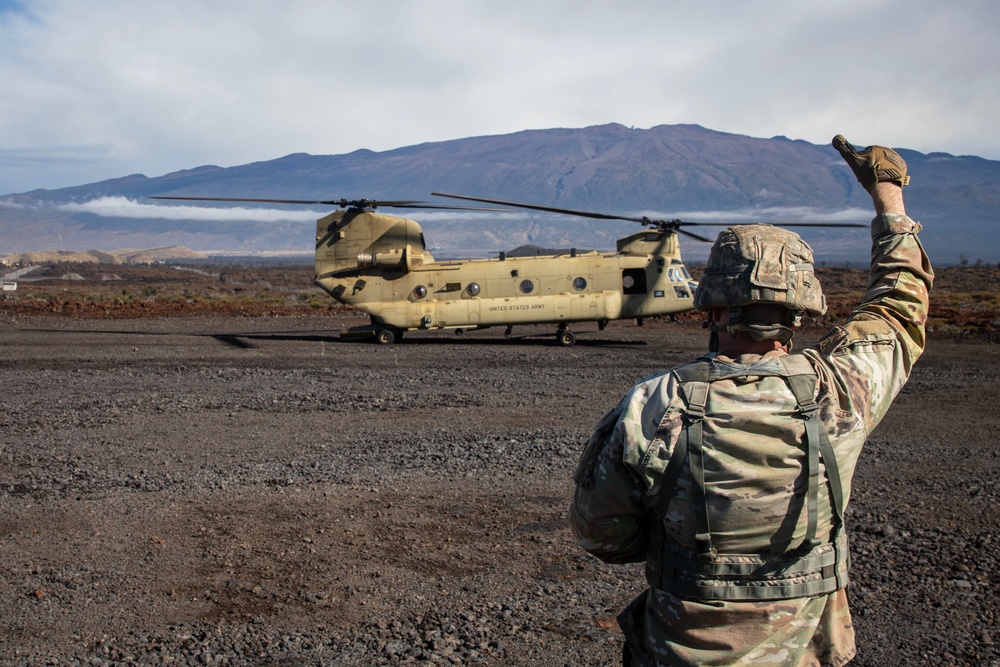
0;265;998;666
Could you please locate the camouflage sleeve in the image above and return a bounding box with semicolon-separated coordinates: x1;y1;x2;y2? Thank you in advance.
569;374;678;564
810;212;933;430
569;394;646;564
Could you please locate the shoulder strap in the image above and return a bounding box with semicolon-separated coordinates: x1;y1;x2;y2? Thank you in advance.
652;360;711;518
779;356;846;530
653;361;716;558
780;356;848;589
685;380;715;559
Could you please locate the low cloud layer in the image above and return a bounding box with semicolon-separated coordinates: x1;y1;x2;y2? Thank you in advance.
58;197;322;223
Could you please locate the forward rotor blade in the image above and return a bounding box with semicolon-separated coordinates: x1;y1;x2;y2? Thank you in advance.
432;192;648;224
151;196;424;207
150;196;504;212
397;203;509;211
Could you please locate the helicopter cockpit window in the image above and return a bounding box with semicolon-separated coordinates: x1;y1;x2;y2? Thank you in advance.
622;268;647;295
573;277;587;291
667;267;683;282
519;279;535;294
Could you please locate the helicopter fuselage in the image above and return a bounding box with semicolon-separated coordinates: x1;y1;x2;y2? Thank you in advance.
313;208;696;341
151;191;862;344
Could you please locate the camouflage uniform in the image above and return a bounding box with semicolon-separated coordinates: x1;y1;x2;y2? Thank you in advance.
570;212;932;666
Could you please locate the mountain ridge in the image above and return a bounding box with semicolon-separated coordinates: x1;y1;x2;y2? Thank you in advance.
3;123;999;263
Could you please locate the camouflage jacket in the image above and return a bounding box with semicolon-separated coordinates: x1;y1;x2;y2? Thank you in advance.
570;213;932;667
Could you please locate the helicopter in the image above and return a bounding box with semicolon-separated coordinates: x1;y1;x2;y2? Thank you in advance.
151;193;863;346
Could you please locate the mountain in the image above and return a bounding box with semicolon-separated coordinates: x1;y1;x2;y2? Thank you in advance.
2;123;999;264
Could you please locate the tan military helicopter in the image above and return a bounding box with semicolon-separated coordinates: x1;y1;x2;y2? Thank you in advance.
153;193;861;345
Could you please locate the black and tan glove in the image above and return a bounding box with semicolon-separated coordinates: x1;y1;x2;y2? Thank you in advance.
832;135;910;190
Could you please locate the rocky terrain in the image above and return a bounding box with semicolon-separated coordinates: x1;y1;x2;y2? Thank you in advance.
0;265;998;666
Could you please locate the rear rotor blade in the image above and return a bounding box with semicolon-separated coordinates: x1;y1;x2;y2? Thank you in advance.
434;192;866;240
435;192;724;241
674;228;716;243
736;221;867;228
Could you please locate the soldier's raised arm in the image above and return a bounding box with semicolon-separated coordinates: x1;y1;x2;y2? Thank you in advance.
810;136;934;428
830;135;933;369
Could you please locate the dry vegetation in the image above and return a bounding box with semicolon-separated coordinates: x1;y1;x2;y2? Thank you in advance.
3;262;998;339
2;261;340;318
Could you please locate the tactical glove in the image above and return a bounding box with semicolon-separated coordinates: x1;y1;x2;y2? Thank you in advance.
832;135;910;190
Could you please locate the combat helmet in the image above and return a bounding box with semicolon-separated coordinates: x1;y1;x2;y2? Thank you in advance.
694;224;825;343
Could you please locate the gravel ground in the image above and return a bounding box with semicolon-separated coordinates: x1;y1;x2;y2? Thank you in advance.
0;312;997;666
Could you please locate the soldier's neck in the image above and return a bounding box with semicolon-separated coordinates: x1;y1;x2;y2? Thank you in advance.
716;336;788;357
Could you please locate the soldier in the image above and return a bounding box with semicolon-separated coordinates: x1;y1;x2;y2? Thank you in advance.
570;135;932;666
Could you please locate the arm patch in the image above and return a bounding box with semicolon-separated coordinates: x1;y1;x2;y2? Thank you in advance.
818;316;894;357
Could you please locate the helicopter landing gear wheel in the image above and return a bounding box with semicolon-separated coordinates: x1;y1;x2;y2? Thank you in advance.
375;328;398;345
557;328;576;347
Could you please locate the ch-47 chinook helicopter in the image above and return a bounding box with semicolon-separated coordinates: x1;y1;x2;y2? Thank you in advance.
152;193;863;346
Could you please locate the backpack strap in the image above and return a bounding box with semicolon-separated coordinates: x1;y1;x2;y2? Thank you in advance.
684;379;714;560
652;361;708;529
781;356;848;588
653;360;714;560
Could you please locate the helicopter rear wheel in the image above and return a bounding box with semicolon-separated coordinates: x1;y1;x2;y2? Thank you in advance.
375;328;398;345
557;330;576;347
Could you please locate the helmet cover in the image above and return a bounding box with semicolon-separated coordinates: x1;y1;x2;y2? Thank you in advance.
694;224;826;317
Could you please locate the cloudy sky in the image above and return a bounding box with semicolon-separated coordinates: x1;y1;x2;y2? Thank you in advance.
1;0;997;195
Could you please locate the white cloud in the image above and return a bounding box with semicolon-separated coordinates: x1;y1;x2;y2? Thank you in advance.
58;196;320;222
1;0;998;194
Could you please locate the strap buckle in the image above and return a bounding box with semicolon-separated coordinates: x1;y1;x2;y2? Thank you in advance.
695;535;717;563
789;537;821;557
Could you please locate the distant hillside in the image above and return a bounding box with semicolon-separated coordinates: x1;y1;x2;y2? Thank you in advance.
2;246;205;266
2;123;998;263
